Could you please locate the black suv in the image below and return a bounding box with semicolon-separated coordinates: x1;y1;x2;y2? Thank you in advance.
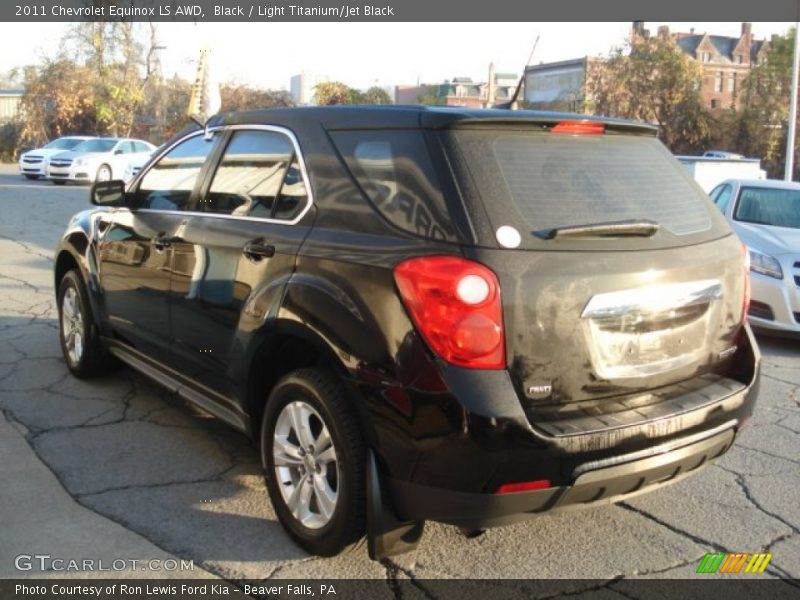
54;106;759;559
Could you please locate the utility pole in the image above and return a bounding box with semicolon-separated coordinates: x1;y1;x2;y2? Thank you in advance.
785;23;800;181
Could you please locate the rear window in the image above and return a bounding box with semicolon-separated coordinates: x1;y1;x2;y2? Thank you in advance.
442;129;718;247
330;130;456;241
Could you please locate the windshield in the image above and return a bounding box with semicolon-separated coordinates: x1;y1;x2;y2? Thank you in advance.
71;139;117;153
734;186;800;229
43;138;87;150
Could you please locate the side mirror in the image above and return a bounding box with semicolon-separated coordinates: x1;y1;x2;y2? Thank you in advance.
90;180;127;207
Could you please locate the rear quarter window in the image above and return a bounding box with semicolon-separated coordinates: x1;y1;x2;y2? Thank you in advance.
330;130;456;241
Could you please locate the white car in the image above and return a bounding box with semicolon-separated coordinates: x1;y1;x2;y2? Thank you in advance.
18;136;95;179
47;137;156;185
710;178;800;335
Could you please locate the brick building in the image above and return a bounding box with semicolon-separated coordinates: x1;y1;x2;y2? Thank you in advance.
396;68;518;107
659;22;770;110
524;23;771;114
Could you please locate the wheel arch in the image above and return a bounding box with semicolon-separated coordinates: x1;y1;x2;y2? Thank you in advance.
243;320;377;449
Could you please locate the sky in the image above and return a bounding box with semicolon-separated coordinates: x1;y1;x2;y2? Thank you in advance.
0;21;794;91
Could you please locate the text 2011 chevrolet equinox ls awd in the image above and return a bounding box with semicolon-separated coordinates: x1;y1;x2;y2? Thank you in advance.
54;107;759;558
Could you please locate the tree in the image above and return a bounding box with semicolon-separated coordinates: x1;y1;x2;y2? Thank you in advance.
17;60;98;148
736;29;795;177
587;33;712;153
313;81;354;105
221;84;294;111
417;85;446;105
362;86;392;104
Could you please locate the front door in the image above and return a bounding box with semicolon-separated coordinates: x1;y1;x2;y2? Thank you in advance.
97;132;219;363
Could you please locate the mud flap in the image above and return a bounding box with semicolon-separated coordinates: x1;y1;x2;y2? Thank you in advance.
366;449;424;560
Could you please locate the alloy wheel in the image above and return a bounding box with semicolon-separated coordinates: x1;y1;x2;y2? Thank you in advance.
60;286;84;366
273;400;339;529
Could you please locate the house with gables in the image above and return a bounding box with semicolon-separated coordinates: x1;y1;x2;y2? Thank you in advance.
651;22;770;110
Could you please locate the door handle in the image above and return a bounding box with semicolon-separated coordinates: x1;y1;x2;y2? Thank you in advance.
243;238;275;260
152;233;174;251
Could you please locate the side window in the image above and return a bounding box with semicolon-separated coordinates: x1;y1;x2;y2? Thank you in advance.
714;185;733;215
134;141;151;153
329;130;456;241
117;141;134;154
202;129;309;220
135;134;216;211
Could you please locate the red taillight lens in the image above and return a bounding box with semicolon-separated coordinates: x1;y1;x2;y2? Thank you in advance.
394;256;505;369
551;121;605;135
742;244;751;322
495;480;553;494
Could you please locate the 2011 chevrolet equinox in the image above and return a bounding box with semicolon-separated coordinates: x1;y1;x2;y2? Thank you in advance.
54;106;760;558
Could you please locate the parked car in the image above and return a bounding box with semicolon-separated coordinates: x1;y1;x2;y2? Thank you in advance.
54;107;759;559
703;150;745;159
47;137;156;185
710;178;800;335
18;136;95;179
122;144;161;183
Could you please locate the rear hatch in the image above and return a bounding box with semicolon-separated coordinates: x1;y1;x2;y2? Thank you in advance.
436;121;749;434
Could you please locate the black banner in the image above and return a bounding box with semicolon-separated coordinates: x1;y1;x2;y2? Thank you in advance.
2;0;800;22
2;579;800;600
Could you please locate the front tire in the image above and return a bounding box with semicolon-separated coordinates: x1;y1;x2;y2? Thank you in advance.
261;368;366;556
57;270;107;378
23;174;39;180
52;180;66;185
96;164;112;182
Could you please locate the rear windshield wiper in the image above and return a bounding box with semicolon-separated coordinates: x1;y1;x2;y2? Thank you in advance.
542;219;660;240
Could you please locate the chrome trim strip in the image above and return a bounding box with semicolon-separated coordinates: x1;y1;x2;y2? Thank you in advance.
130;124;314;227
581;279;724;319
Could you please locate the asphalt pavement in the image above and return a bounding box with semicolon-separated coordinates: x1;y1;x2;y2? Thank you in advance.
0;164;798;586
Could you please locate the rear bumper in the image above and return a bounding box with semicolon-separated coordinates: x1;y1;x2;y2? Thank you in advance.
378;324;759;528
387;423;736;529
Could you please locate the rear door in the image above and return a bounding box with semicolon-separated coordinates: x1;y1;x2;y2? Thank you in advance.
168;126;314;399
97;132;218;362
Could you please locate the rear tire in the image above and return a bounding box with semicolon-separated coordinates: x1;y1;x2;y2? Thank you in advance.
261;368;366;556
57;270;109;378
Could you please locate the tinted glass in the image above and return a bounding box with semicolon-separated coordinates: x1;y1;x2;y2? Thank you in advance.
273;156;309;220
203;130;295;217
714;185;733;214
330;130;455;241
136;134;215;210
443;130;713;241
72;139;118;153
734;186;800;229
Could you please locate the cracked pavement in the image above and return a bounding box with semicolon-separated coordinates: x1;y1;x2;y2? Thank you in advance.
0;165;798;586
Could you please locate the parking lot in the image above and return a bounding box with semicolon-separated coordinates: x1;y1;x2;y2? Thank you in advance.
0;163;798;584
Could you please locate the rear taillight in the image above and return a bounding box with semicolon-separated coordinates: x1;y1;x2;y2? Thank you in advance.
742;244;751;322
394;256;505;370
495;480;553;494
551;121;605;135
